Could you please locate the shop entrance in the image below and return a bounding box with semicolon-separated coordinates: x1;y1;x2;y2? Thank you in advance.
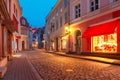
75;30;81;53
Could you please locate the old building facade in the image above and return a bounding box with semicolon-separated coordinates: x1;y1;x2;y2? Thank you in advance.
11;0;22;52
45;0;70;52
70;0;120;54
45;0;120;54
29;28;43;49
20;17;29;50
0;0;22;78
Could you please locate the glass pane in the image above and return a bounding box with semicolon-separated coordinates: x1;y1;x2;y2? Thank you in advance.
75;15;78;18
95;5;99;9
91;7;94;11
95;0;98;4
91;2;94;6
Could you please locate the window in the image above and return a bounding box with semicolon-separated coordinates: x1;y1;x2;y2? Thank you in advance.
51;23;55;32
33;34;36;39
113;0;118;2
22;19;26;25
75;4;81;18
64;12;68;24
64;0;68;8
14;4;15;13
5;0;7;5
9;0;11;15
90;0;99;12
93;33;117;53
16;9;17;17
60;16;62;27
56;20;58;30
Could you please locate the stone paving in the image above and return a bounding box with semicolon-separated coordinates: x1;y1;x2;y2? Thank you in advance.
26;50;120;80
0;52;42;80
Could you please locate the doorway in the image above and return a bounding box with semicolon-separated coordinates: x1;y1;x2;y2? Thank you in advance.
75;30;81;53
22;41;25;50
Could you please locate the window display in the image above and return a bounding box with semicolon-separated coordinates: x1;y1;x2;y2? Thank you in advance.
93;33;117;53
62;39;67;50
61;36;68;50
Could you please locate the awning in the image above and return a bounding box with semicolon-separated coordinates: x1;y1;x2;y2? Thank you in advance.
113;10;120;18
82;19;119;38
16;36;21;39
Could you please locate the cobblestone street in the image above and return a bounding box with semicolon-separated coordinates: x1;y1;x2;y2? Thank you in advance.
26;50;120;80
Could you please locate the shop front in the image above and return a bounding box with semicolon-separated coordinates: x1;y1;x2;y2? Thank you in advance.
83;19;120;53
61;35;68;51
50;41;55;51
92;33;117;53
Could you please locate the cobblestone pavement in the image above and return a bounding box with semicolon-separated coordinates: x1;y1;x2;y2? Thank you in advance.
26;50;120;80
0;52;42;80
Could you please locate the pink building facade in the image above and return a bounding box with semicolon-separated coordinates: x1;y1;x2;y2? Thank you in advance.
0;0;22;78
11;0;22;52
69;0;120;54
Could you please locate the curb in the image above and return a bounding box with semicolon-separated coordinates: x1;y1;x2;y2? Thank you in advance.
25;55;43;80
48;52;120;66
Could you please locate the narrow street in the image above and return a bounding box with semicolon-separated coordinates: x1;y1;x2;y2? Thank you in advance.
0;0;120;80
1;50;120;80
27;50;120;80
0;51;42;80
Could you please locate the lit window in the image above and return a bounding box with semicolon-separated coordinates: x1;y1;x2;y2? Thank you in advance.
62;39;67;50
75;4;81;18
92;33;117;53
90;0;99;12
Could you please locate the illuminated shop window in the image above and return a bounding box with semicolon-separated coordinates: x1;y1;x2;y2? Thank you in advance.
52;42;55;50
92;33;117;53
62;39;67;50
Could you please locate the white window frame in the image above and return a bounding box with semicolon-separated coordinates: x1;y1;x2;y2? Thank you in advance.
90;0;99;12
74;3;81;19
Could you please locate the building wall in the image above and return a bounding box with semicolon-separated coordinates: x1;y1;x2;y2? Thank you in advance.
11;0;22;51
21;26;29;50
29;28;42;49
0;0;15;59
46;0;70;52
0;0;22;77
45;0;120;53
70;0;120;53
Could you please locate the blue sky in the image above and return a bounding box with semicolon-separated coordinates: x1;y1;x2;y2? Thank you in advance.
19;0;57;28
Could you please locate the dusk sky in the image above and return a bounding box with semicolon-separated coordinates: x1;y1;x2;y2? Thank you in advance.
19;0;58;28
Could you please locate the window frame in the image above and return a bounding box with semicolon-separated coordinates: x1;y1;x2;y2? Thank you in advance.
90;0;99;12
74;3;81;19
60;16;62;27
